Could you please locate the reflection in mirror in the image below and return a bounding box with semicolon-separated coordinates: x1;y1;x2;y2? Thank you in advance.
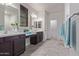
4;4;19;32
38;21;42;28
0;4;4;32
34;21;42;28
34;21;38;28
20;4;28;27
30;13;38;29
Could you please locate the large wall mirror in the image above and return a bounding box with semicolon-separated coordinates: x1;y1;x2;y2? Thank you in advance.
4;4;19;31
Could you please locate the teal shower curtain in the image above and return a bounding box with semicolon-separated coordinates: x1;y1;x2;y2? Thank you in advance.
59;18;76;48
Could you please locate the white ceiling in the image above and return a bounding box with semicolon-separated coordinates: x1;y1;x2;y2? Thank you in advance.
28;3;65;13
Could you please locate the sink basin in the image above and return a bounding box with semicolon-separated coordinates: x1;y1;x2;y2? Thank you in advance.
25;31;36;36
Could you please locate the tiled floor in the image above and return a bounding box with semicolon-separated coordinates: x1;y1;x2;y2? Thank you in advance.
21;39;78;56
21;41;44;56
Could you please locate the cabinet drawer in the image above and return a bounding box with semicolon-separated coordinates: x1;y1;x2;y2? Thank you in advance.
4;36;19;42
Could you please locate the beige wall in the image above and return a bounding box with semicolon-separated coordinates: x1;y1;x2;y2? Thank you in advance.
48;11;65;40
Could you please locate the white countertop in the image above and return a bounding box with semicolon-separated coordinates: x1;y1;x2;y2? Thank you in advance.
0;29;43;37
0;32;37;37
0;32;25;37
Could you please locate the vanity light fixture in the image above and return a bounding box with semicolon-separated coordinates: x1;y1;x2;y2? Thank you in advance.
31;13;37;18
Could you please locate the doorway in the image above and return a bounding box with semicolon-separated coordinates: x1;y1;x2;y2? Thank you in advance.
50;20;57;39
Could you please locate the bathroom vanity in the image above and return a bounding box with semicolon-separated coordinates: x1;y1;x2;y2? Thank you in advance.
30;31;43;45
0;31;43;56
0;33;26;56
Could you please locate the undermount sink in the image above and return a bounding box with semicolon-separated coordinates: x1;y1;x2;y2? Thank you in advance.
25;31;36;36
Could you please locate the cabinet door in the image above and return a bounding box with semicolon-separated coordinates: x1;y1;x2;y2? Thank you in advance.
30;34;37;45
0;38;4;44
0;38;13;56
14;35;25;55
37;32;43;42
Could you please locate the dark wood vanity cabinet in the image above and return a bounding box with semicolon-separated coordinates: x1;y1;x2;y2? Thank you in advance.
30;34;37;45
30;32;43;45
0;34;25;56
0;38;13;56
14;35;25;56
37;32;43;43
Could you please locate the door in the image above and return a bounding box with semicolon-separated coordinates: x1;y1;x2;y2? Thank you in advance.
50;20;57;39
